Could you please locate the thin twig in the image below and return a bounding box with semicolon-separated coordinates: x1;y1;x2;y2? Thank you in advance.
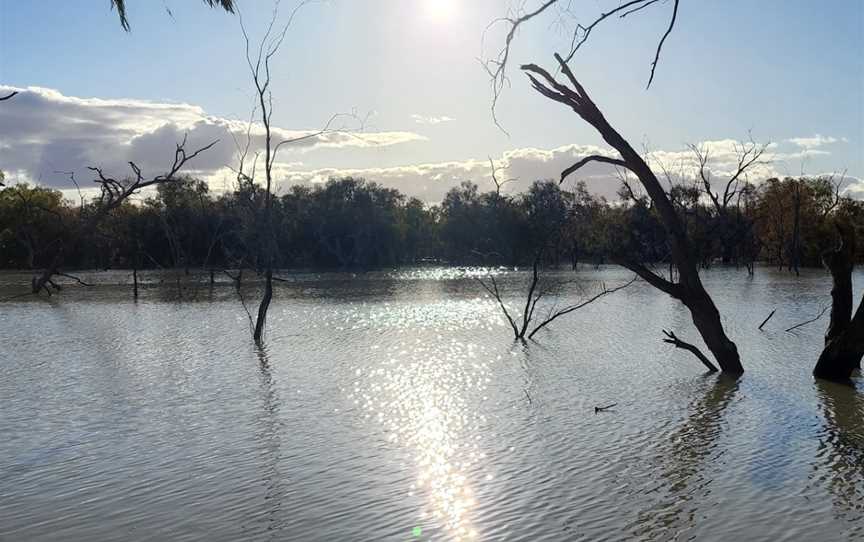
758;309;776;331
56;272;93;287
785;305;829;333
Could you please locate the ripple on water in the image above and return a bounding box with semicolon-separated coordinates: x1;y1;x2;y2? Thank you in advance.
0;266;863;541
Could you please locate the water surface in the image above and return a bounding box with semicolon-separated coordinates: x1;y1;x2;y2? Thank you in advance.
1;266;862;541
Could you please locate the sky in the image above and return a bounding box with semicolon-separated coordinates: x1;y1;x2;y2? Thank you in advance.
0;0;862;202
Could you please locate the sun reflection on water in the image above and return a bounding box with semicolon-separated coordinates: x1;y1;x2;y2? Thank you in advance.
349;336;495;540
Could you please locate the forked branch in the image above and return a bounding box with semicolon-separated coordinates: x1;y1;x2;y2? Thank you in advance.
662;329;719;372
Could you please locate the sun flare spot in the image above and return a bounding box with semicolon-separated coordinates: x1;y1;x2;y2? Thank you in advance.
423;0;459;22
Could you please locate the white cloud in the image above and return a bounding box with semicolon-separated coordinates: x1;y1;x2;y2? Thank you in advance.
261;138;863;203
787;134;846;150
260;143;631;202
410;114;455;125
1;85;857;203
0;85;424;188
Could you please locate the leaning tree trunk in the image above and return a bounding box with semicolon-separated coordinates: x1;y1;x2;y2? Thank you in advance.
813;224;864;380
520;56;743;373
253;268;273;343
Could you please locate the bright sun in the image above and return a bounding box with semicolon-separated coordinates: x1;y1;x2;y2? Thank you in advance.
423;0;459;23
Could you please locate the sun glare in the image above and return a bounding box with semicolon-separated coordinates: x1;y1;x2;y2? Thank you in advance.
423;0;459;23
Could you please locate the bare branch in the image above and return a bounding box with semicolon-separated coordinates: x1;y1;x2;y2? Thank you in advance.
785;305;830;333
477;275;520;338
560;154;628;184
0;91;18;101
758;309;776;331
528;275;636;339
56;272;93;287
488;157;518;196
616;259;681;298
483;0;679;127
662;329;719;372
646;0;679;88
481;0;559;132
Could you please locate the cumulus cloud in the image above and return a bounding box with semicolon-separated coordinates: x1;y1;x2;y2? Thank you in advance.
0;85;424;188
1;85;858;203
410;114;455;125
261;138;863;203
260;143;621;202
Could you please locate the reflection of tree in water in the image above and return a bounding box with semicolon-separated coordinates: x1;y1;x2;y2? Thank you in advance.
626;375;739;540
243;346;286;539
813;380;864;535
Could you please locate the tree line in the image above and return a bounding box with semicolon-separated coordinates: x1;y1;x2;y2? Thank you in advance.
2;173;861;273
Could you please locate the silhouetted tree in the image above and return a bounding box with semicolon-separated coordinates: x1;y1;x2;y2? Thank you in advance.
813;221;864;381
483;0;745;372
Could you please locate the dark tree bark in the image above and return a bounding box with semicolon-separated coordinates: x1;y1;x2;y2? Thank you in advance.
133;261;139;300
253;268;273;343
814;224;864;380
519;57;743;373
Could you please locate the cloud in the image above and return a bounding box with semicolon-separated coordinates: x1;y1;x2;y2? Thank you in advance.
843;177;864;199
411;114;455;125
1;85;856;203
262;138;862;203
0;85;424;188
787;134;847;150
262;143;634;202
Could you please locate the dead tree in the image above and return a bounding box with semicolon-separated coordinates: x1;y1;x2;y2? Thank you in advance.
689;139;768;266
813;223;864;381
517;58;743;372
486;1;744;373
478;249;636;341
236;1;346;344
31;136;217;295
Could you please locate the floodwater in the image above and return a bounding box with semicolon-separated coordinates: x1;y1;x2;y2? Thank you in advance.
1;266;862;541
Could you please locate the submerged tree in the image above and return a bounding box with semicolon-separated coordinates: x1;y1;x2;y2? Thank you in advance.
813;222;864;381
478;178;635;341
486;0;744;373
234;1;348;344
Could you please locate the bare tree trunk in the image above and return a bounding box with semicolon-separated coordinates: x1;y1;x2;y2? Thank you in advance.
133;261;139;300
253;268;273;343
814;224;864;380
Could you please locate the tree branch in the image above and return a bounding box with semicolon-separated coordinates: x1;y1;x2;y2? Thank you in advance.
662;329;719;372
528;275;636;339
560;154;628;184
